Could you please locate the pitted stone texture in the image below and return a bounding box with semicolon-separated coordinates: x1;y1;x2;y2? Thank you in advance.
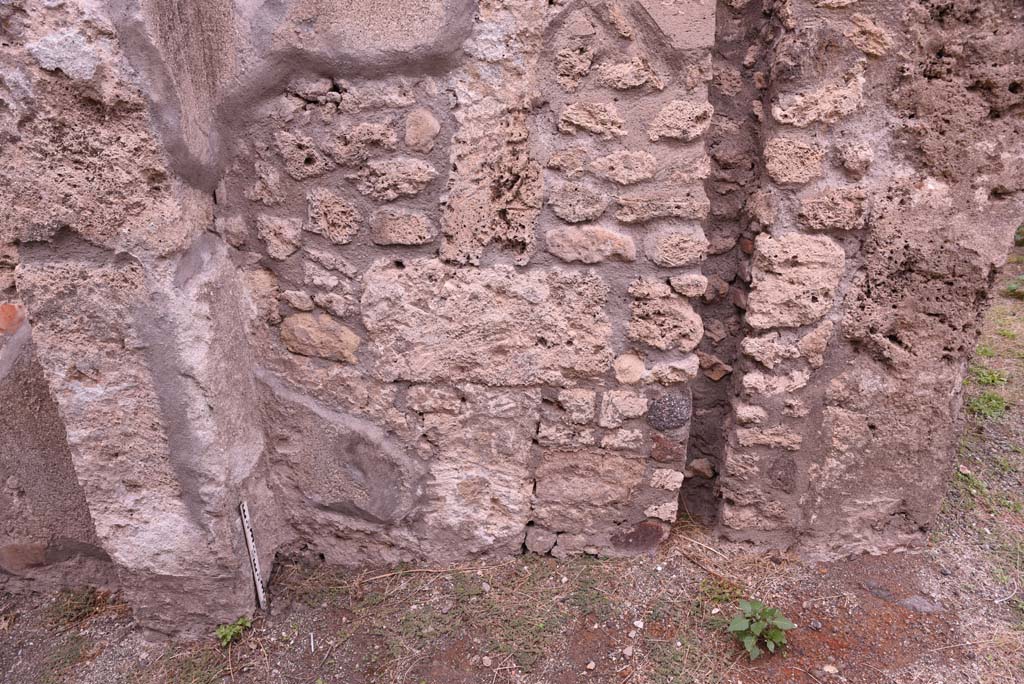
558;102;626;139
644;227;709;267
348;158;437;201
275;131;334;180
589;150;657;185
369;208;436;246
799;187;868;232
549;182;610;223
746;233;846;330
615;189;710;223
647;100;714;141
628;296;704;352
764;138;825;185
361;259;613;386
546;225;635;264
306;189;362;245
646;390;693;432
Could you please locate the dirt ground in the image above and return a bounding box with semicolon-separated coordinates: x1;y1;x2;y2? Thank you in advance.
2;246;1022;684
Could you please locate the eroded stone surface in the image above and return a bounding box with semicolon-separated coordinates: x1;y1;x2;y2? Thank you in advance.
361;259;613;385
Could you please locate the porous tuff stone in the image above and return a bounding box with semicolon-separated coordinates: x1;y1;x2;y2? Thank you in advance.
546;225;636;264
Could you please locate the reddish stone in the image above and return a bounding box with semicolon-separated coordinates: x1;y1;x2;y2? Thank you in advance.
651;432;686;463
0;303;25;334
611;519;670;553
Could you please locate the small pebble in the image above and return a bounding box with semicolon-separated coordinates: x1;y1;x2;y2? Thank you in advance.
823;664;839;674
633;620;644;629
482;656;492;667
809;620;823;631
586;661;596;670
628;630;637;638
623;646;634;658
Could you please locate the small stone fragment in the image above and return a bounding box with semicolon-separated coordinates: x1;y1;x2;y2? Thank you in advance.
735;403;768;425
614;353;646;384
404;108;441;152
312;292;350;318
546;224;635;264
369;208;436;245
644;227;709;267
327;122;398;166
601;429;644;450
645;500;678;522
836;141;873;178
280;290;314;311
549;182;610;223
348;158;437;201
589;150;657;185
697;351;732;381
306;188;361;245
764;137;825;185
746;233;845;329
797;320;834;368
648;100;714;142
547;146;590;177
524;527;557;554
771;68;864;127
280;313;360;363
629;277;673;300
685;458;715;479
257;215;303;260
650;468;685;490
559;102;626;139
669;274;708;298
214;215;248;248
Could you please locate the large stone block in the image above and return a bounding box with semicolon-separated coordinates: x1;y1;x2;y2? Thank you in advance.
361;259;614;386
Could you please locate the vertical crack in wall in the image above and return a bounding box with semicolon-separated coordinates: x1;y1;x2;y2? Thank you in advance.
682;0;770;522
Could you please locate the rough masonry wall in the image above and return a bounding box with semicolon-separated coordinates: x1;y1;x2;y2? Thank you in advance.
0;0;1021;635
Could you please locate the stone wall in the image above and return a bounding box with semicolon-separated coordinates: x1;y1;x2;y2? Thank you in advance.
0;0;1020;634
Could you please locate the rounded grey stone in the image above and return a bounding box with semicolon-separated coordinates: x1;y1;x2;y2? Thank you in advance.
646;390;692;431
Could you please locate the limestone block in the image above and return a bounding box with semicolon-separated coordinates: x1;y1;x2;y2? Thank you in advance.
557;388;596;425
616;189;710;223
546;225;635;263
746;233;845;329
281;313;361;363
361;259;613;385
533;450;645;529
598;390;649;428
257;215;303;260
